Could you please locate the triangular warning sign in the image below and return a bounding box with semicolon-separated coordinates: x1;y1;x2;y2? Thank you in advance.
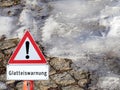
8;31;46;64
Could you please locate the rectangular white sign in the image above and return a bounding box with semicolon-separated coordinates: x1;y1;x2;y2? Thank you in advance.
7;65;49;80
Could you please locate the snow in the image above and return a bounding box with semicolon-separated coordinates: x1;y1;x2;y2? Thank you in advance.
0;16;18;37
42;0;120;58
97;76;120;90
42;17;59;42
0;82;7;89
19;9;33;27
41;0;120;89
106;16;120;37
1;0;120;89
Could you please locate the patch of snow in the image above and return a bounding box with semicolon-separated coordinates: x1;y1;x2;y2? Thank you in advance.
19;9;33;27
0;82;7;89
106;16;120;37
97;76;120;90
0;16;18;37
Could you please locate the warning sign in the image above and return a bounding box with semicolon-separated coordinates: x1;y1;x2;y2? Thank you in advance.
8;31;46;64
7;30;49;80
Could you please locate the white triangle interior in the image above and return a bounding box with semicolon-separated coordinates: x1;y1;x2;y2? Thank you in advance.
14;38;41;60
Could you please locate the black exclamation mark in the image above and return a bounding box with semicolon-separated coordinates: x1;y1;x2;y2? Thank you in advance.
25;41;30;59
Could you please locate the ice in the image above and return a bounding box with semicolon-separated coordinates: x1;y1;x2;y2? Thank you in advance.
97;76;120;90
42;17;59;42
42;0;117;57
42;0;120;62
99;3;120;37
0;82;7;89
0;16;18;37
41;0;120;89
19;9;33;27
105;16;120;37
0;0;120;89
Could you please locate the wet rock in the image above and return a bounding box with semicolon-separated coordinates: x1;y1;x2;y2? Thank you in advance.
0;66;6;75
0;0;21;7
40;80;58;90
69;69;89;80
34;81;42;90
3;48;15;55
0;74;6;81
49;57;72;71
7;81;20;90
51;72;75;86
88;86;98;90
40;86;60;90
49;66;56;75
78;79;88;87
15;81;22;90
88;71;99;89
0;38;19;50
62;85;84;90
40;80;57;87
0;52;4;62
6;80;15;85
2;55;11;66
0;35;6;41
0;52;4;58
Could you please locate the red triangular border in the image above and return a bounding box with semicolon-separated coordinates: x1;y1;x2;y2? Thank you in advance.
8;31;46;64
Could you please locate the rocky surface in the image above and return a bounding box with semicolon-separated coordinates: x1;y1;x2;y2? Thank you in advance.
0;0;20;7
0;38;90;90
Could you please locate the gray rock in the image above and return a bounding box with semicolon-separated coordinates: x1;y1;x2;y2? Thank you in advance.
0;0;20;7
0;52;4;60
40;80;57;87
34;81;41;90
62;85;84;90
69;69;89;80
51;72;75;86
78;79;88;87
0;74;6;81
0;66;6;75
39;80;58;90
3;48;15;55
0;52;4;66
0;38;19;50
15;81;22;90
49;57;72;71
6;80;15;85
49;66;56;75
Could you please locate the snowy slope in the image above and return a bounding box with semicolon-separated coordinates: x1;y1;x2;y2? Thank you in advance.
42;0;120;89
42;0;120;60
